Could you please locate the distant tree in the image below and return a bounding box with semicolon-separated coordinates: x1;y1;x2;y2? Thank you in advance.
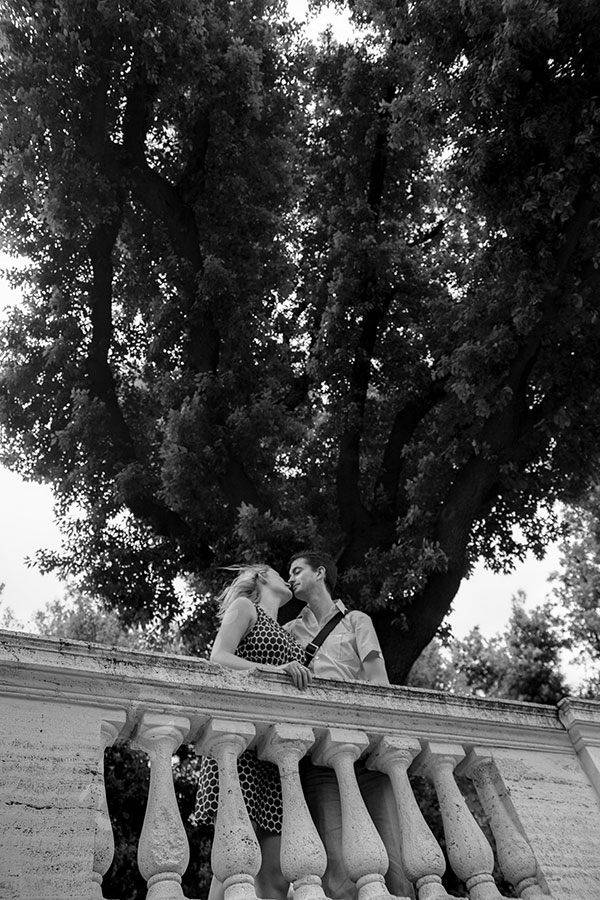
0;582;19;629
2;1;600;682
551;487;600;695
456;596;569;704
32;580;215;654
408;593;570;705
34;584;145;647
403;634;456;693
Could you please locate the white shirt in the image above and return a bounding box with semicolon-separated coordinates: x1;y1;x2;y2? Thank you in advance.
284;601;384;682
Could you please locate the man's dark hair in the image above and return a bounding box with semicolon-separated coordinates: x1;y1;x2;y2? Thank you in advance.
289;549;338;594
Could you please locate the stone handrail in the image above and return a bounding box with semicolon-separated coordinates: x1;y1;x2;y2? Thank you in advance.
1;629;600;900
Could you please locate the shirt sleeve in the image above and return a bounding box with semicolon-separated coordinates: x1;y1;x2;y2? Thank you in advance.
348;611;383;662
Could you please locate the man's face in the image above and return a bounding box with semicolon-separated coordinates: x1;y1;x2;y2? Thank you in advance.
288;557;320;602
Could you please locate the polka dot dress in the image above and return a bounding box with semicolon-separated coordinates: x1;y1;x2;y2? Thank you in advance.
191;605;305;833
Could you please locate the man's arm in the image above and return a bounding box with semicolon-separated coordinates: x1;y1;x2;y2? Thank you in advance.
362;650;390;685
350;611;390;684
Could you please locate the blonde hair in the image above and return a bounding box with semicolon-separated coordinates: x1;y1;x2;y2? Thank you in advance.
216;564;270;619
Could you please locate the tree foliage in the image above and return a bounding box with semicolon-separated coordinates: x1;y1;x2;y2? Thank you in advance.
551;487;600;694
409;593;570;705
0;582;17;630
2;0;600;680
33;584;149;647
31;579;216;653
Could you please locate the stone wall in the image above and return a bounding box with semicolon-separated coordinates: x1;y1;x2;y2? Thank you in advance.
1;629;600;900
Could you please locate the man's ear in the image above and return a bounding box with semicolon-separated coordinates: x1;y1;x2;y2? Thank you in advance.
316;566;326;581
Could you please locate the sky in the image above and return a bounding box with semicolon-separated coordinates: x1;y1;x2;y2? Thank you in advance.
0;467;64;628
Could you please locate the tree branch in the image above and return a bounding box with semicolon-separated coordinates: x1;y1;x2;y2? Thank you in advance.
178;109;211;200
336;78;399;534
87;212;135;458
87;214;197;544
79;61;207;545
373;382;447;513
367;83;396;218
100;76;221;374
408;218;445;246
336;302;387;535
555;190;595;278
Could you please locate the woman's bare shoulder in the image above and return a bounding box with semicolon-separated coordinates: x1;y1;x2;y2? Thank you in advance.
221;595;258;626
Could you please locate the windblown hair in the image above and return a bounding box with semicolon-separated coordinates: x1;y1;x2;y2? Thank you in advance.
216;564;269;619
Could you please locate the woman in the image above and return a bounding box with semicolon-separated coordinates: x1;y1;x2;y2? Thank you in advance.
192;564;312;900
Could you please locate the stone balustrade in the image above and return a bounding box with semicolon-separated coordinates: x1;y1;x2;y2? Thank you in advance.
2;630;600;900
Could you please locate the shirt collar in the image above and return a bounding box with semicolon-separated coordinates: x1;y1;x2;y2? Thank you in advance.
301;599;347;625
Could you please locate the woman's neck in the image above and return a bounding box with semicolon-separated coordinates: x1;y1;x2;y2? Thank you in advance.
258;591;280;620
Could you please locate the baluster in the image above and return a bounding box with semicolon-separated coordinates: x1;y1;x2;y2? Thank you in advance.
91;713;126;898
414;742;501;900
258;723;327;900
312;727;390;900
458;750;546;899
134;713;191;900
368;736;449;900
195;718;261;900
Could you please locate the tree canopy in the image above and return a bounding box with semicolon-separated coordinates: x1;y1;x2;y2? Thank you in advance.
2;0;600;680
549;487;600;694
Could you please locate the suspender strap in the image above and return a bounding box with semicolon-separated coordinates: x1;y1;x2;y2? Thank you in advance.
304;610;345;668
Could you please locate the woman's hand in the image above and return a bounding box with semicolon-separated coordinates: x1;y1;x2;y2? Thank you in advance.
280;660;312;690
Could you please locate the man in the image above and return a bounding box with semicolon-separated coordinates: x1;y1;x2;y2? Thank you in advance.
285;550;413;900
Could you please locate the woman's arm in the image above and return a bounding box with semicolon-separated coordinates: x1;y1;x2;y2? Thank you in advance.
210;598;311;689
210;597;259;670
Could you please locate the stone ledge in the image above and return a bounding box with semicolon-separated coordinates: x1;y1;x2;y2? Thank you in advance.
0;628;569;752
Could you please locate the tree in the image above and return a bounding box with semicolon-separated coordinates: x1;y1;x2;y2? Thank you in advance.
34;584;147;647
550;487;600;695
32;579;215;654
2;0;600;681
0;582;19;629
408;593;571;705
455;595;570;705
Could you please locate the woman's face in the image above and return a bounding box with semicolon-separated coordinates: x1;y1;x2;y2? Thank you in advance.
263;567;293;604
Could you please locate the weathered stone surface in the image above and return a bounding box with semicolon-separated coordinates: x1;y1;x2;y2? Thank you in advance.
0;693;125;899
0;630;565;748
2;629;600;899
489;747;600;897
